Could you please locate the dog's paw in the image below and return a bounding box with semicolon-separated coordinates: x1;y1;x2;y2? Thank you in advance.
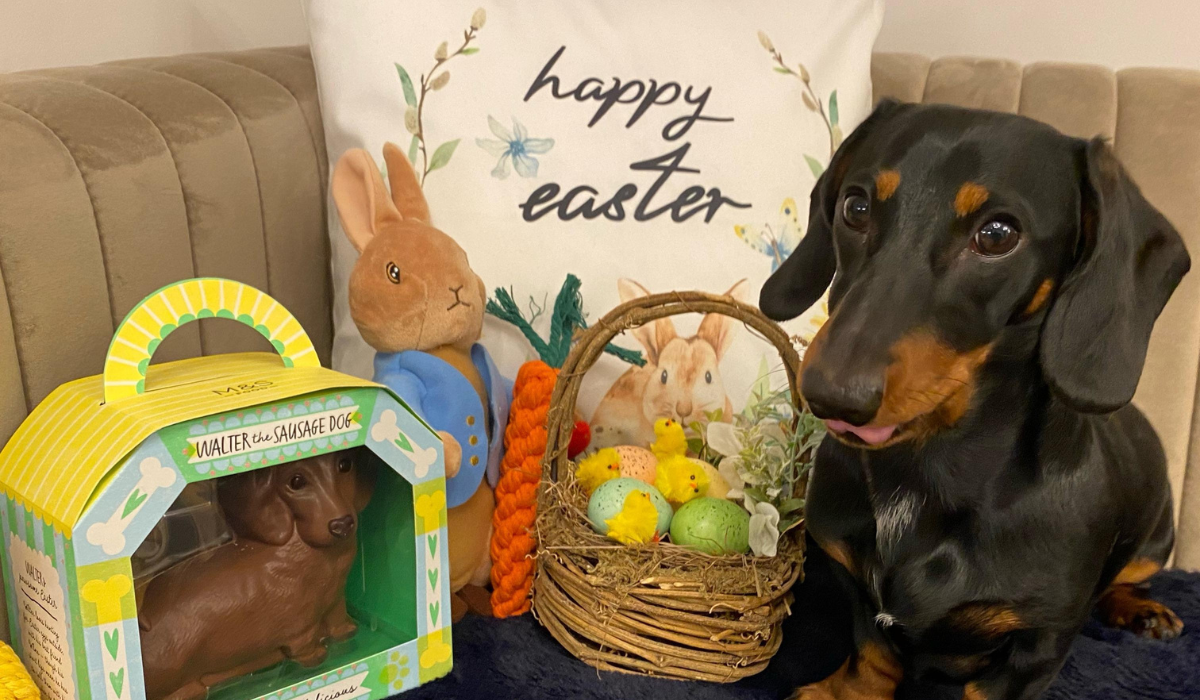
1119;600;1184;640
1099;586;1184;640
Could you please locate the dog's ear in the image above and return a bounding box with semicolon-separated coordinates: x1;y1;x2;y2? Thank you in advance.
218;467;295;546
760;99;901;321
1041;139;1190;413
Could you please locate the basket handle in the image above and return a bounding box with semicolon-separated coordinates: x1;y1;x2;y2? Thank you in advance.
103;278;320;403
542;290;803;481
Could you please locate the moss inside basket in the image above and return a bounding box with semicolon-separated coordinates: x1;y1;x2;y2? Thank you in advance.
538;474;804;597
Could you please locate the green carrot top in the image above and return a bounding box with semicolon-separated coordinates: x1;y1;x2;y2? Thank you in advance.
485;274;645;369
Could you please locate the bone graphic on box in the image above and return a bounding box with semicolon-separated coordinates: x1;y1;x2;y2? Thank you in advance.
86;457;178;556
372;409;437;477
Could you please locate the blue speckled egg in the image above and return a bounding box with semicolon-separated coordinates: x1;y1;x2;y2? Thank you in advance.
669;497;751;555
587;477;672;536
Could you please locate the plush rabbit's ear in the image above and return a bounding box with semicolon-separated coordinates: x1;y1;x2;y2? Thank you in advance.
332;148;404;253
697;279;749;361
618;278;677;365
382;142;432;224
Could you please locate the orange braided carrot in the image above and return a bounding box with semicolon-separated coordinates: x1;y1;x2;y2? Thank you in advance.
485;275;643;617
490;360;557;617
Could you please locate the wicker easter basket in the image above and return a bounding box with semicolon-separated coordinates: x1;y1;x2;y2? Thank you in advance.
532;290;807;682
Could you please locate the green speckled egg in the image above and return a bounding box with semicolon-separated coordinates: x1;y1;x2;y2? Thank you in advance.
588;478;672;536
669;497;751;555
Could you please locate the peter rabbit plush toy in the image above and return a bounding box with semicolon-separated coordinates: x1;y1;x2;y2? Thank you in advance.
332;143;511;615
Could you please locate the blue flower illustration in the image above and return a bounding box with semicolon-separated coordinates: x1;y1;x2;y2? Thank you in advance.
476;116;554;179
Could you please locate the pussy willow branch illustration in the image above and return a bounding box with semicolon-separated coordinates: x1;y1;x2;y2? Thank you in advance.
400;7;486;186
758;31;839;159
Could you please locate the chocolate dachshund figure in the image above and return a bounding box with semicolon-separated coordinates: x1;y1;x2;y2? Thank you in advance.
760;101;1190;699
139;450;373;700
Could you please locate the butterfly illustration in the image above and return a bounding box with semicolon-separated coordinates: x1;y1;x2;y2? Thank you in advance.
733;197;803;272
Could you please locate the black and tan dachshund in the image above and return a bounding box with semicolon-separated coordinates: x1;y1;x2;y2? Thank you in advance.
759;100;1191;700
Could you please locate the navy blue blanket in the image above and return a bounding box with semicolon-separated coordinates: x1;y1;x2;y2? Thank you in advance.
407;550;1199;700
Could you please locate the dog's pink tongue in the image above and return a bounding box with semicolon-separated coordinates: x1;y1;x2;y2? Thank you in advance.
824;419;897;446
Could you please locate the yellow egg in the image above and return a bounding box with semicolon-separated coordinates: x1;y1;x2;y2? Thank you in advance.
692;458;731;499
614;445;657;484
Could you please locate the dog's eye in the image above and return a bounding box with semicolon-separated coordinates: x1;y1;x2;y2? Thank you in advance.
972;220;1020;257
660;370;668;385
841;194;871;231
337;458;353;473
385;262;402;284
705;371;712;384
289;474;307;490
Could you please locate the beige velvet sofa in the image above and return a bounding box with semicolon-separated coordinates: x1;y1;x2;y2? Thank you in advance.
0;49;1198;626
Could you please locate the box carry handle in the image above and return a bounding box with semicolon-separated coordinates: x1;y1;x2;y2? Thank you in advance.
103;278;321;403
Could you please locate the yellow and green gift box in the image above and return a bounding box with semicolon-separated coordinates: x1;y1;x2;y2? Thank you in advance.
0;279;452;700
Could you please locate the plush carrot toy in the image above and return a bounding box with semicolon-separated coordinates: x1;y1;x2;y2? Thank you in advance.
486;275;642;617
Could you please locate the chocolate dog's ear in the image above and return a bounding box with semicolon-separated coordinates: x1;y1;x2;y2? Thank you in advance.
759;99;901;321
218;467;295;546
1041;139;1190;413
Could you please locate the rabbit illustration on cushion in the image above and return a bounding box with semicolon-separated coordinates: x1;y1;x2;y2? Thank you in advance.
331;142;511;610
591;278;747;449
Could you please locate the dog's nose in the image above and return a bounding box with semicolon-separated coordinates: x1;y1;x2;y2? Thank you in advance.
328;515;356;539
802;367;882;426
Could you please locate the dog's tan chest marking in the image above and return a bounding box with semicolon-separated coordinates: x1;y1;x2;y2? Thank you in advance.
947;602;1024;638
875;170;901;201
954;182;989;217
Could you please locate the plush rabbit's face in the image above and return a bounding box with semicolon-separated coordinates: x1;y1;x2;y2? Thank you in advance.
333;143;487;354
349;219;486;353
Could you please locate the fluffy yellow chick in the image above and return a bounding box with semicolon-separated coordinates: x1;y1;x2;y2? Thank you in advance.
575;448;622;494
650;418;688;461
604;491;661;545
654;454;710;506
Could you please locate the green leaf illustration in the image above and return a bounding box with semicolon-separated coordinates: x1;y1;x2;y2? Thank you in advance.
462;47;480;56
829;90;840;127
395;63;418;108
773;67;792;74
429;601;440;625
407;135;419;164
122;489;147;518
428;139;461;173
393;432;413;452
804;154;825;179
428;568;439;590
110;668;125;698
427;533;438;557
103;629;119;659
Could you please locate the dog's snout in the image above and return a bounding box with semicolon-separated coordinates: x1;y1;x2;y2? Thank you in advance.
802;368;883;427
328;515;356;539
